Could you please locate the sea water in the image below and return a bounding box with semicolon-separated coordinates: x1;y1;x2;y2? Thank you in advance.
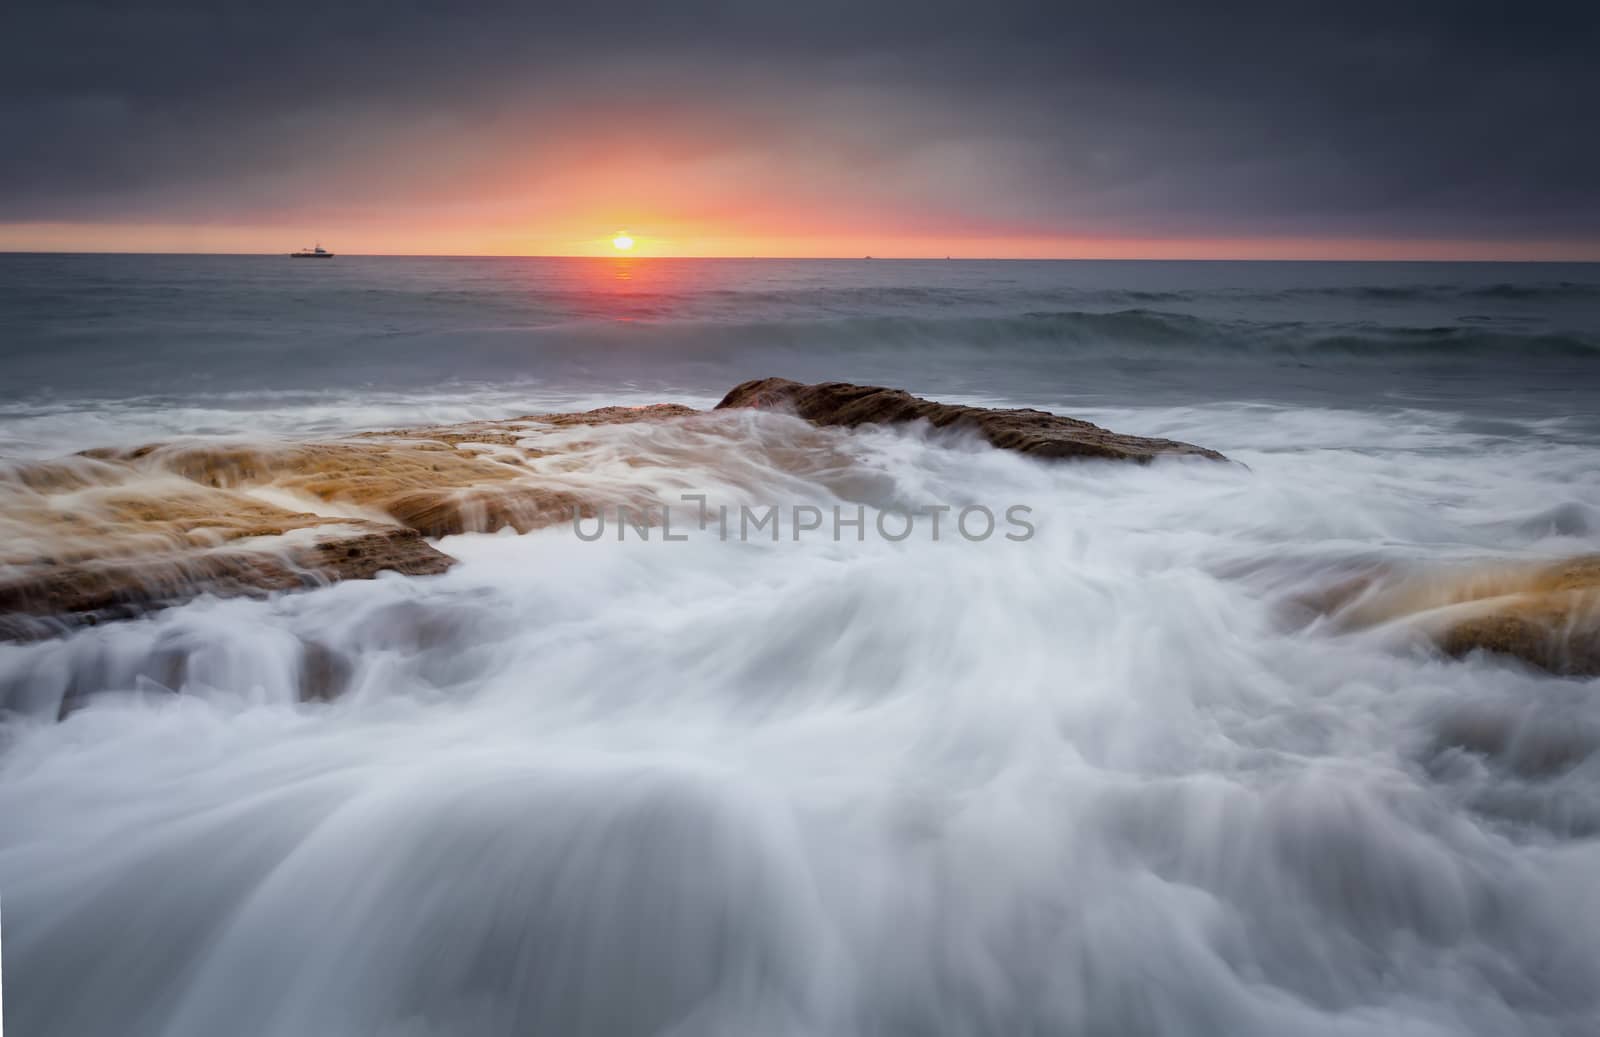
2;255;1600;1035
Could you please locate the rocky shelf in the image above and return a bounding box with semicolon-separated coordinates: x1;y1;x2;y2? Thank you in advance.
7;379;1596;677
716;378;1228;463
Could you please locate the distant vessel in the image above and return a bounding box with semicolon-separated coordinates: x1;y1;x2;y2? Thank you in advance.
290;244;334;258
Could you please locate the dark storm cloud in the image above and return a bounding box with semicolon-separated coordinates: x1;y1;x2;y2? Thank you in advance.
3;0;1598;239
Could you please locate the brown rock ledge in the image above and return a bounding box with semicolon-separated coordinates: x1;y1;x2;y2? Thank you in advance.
715;378;1228;463
1314;555;1600;675
2;387;1229;640
82;402;700;538
0;404;698;639
0;514;452;641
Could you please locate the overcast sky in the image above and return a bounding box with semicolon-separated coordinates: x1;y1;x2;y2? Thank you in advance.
3;0;1597;256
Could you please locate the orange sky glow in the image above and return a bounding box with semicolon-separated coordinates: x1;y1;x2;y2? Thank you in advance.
6;92;1599;262
4;129;1598;261
5;221;1598;261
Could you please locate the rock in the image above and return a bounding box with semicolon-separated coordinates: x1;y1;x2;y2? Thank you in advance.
0;514;453;642
715;378;1227;463
360;403;700;448
1316;555;1600;675
0;458;459;641
82;403;702;539
1431;557;1600;675
82;440;529;524
379;485;599;538
2;387;1225;642
299;639;354;703
1437;609;1600;676
0;403;699;640
356;405;696;535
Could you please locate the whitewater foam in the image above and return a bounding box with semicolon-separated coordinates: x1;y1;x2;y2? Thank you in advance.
3;396;1600;1035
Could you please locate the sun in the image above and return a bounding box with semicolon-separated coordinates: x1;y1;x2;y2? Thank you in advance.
611;232;635;251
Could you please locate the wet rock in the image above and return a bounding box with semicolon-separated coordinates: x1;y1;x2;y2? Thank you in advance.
364;403;700;448
360;404;699;534
299;639;354;703
82;403;702;539
1317;555;1600;676
1;403;700;640
0;519;453;642
85;440;528;519
1;389;1221;642
382;485;601;538
715;378;1227;463
1436;600;1600;678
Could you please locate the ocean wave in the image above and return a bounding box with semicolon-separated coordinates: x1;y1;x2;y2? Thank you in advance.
1460;281;1600;301
592;309;1600;359
975;310;1600;357
1083;282;1600;306
1277;281;1600;304
1290;322;1600;357
1043;281;1600;307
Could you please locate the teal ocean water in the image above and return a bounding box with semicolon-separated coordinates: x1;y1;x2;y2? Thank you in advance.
3;255;1599;450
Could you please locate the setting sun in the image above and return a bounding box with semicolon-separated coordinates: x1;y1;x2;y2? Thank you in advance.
611;232;635;251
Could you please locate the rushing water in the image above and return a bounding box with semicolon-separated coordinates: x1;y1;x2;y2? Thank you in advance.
3;256;1600;1035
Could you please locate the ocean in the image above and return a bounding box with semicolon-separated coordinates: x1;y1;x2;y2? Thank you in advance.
3;255;1600;1035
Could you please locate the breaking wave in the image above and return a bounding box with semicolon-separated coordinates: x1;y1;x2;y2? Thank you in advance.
535;310;1600;365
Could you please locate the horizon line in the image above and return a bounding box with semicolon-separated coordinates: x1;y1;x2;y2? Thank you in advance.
4;249;1599;264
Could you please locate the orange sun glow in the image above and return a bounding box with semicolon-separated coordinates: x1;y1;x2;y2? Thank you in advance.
611;232;635;251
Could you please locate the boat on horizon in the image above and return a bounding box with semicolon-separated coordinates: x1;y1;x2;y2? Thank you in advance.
290;244;334;258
